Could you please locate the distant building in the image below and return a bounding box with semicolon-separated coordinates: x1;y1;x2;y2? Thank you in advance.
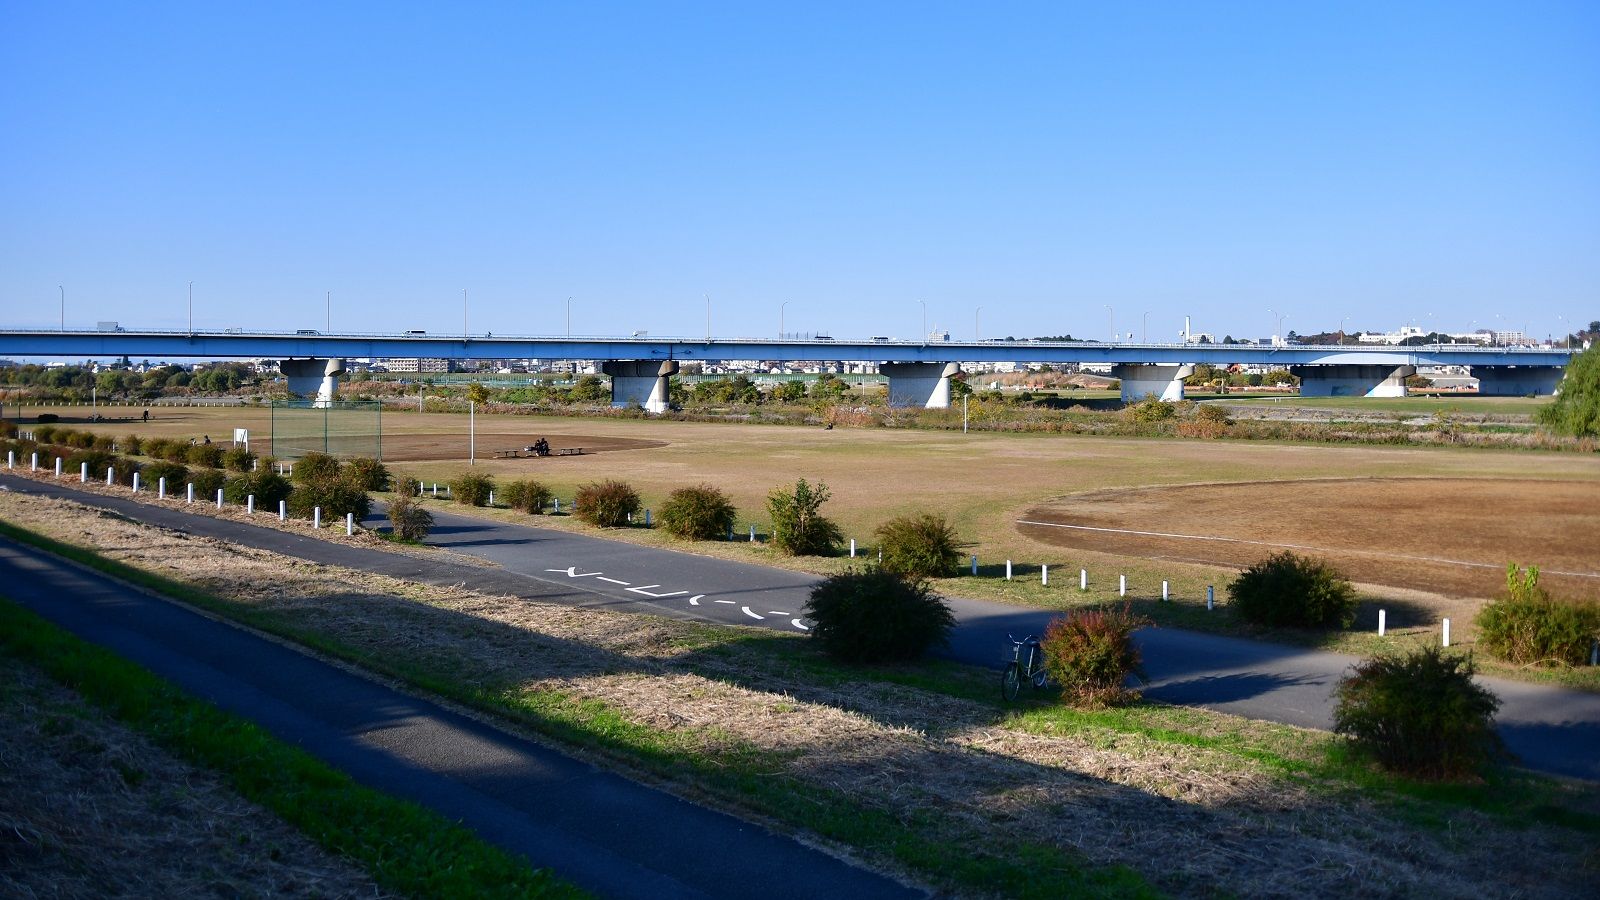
377;358;455;373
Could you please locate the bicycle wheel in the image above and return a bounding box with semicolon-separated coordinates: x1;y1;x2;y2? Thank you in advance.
1028;647;1049;690
1001;662;1022;702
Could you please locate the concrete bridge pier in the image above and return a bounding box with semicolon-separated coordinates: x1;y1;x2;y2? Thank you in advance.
1292;364;1413;397
1471;366;1565;396
881;362;961;408
601;360;679;413
1113;364;1194;402
279;358;346;406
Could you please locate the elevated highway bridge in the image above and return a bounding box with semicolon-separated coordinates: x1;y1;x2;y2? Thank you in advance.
0;328;1574;411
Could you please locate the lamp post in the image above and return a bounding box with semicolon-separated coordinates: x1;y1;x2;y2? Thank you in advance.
189;281;194;334
1142;311;1150;344
918;299;927;344
779;299;789;339
1267;308;1286;345
705;294;711;342
59;285;64;331
462;289;468;339
325;290;330;334
975;306;982;342
1105;305;1114;342
566;296;573;338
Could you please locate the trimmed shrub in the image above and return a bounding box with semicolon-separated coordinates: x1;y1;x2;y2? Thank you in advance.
767;478;843;556
120;434;144;455
64;430;96;449
92;434;115;452
396;476;423;498
221;446;256;472
143;437;173;460
188;468;227;497
574;480;640;527
159;440;191;463
1227;551;1358;629
450;472;495;507
291;452;342;484
344;457;391;491
1126;397;1176;423
0;420;14;439
875;513;962;578
501;479;553;514
35;413;59;424
1334;646;1502;780
1476;564;1600;667
33;425;59;443
65;449;117;480
288;476;371;520
804;568;955;663
223;470;292;506
386;494;434;541
139;460;188;488
658;484;737;540
186;443;224;468
1041;604;1150;707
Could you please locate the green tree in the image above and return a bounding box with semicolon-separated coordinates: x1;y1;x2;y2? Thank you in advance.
569;375;611;404
773;380;807;403
466;382;490;405
766;478;843;556
1535;344;1599;437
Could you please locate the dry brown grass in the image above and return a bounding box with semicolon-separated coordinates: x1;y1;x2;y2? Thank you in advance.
2;491;1594;898
0;654;387;900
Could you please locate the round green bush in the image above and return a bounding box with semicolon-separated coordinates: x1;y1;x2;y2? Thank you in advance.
186;443;224;468
803;569;955;663
187;468;227;497
120;434;144;455
501;479;553;514
875;513;962;578
766;478;842;556
450;472;495;507
221;446;256;472
291;452;342;484
223;470;292;506
574;480;640;527
386;494;434;541
1334;646;1502;780
65;449;118;480
288;476;371;520
139;460;188;488
343;456;391;491
1040;604;1150;707
658;484;737;540
1227;551;1358;629
1476;566;1600;666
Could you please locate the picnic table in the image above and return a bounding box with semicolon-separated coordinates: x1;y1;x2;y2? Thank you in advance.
493;447;584;459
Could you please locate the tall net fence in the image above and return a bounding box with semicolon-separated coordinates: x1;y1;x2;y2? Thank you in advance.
269;400;382;461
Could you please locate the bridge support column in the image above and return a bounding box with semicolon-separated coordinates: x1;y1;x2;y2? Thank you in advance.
601;360;678;413
881;362;960;408
279;358;346;406
1291;364;1413;398
1113;364;1193;402
1471;366;1565;396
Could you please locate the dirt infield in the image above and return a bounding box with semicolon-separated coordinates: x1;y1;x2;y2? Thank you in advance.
261;432;667;462
1019;478;1600;600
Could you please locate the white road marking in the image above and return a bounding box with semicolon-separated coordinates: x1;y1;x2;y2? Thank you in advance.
596;576;630;585
768;611;789;616
687;594;704;606
626;585;688;598
546;566;603;578
790;619;810;631
1014;519;1600;579
741;606;765;620
714;600;735;604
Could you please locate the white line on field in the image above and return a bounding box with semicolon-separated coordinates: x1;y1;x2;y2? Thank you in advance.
1014;519;1600;580
741;606;765;620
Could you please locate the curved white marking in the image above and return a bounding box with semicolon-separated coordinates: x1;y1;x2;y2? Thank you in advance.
790;619;809;631
741;606;765;620
686;594;704;606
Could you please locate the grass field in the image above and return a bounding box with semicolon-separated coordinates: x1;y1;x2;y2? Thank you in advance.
16;401;1600;665
1218;394;1548;416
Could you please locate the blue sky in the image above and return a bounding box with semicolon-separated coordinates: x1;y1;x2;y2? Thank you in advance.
3;1;1596;344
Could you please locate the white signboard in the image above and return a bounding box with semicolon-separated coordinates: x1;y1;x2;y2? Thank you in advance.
233;428;249;450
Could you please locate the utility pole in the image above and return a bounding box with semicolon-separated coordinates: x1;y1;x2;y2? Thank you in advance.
189;281;194;333
59;285;64;331
705;294;711;342
567;296;573;338
463;288;468;339
325;290;330;333
975;306;981;342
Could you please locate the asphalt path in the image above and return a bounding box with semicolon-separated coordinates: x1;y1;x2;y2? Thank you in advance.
4;472;1598;781
0;536;921;900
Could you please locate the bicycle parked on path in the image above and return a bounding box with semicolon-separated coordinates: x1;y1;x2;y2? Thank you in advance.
1001;633;1048;701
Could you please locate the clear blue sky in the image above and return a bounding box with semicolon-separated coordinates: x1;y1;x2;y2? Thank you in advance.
3;1;1596;343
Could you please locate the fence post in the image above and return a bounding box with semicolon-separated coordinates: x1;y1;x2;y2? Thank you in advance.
1005;560;1012;581
314;507;322;529
1206;585;1214;610
1378;609;1387;637
1119;574;1127;597
247;494;255;515
215;488;223;509
346;512;353;535
1442;618;1451;647
279;499;287;521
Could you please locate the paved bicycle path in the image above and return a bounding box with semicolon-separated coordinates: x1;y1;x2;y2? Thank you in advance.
0;536;921;900
4;472;1597;780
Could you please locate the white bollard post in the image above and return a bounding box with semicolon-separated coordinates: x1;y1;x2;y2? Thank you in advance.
645;509;652;527
1162;580;1169;601
31;452;38;471
849;538;856;558
346;512;353;535
553;497;560;514
489;490;495;506
1005;559;1012;581
132;472;140;493
158;477;166;499
106;467;114;485
749;524;756;542
215;488;223;509
279;499;287;521
6;451;12;469
971;555;978;576
1206;585;1215;610
1041;564;1049;586
1442;618;1451;647
1080;568;1087;590
1119;574;1127;597
1378;609;1387;637
432;483;438;496
55;457;62;477
81;461;88;482
247;494;255;515
187;483;194;504
314;507;322;529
